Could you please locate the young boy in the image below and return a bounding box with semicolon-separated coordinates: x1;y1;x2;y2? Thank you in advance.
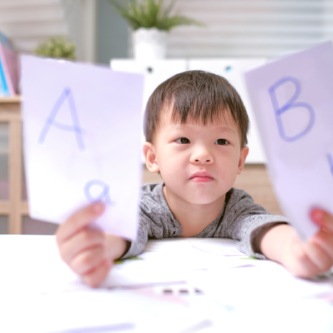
56;70;333;287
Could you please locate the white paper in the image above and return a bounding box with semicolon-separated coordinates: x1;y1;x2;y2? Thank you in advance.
21;55;144;239
244;41;333;240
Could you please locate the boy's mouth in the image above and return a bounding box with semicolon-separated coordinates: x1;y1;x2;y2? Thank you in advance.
189;171;214;182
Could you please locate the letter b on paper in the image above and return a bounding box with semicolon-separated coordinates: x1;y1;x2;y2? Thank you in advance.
244;41;333;240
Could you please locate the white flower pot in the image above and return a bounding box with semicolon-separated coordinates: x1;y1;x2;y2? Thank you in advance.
132;28;167;60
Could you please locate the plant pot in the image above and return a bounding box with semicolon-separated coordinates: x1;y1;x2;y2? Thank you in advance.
132;28;167;60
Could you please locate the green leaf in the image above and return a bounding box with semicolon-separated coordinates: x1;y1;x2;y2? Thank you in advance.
35;37;76;60
109;0;203;31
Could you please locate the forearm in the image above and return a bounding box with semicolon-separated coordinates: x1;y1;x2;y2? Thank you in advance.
256;223;297;264
105;234;130;261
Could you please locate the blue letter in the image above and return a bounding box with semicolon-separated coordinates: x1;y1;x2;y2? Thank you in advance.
269;77;315;142
327;153;333;177
39;88;85;150
84;180;113;205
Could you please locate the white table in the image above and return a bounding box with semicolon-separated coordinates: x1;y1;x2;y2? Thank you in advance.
0;235;332;332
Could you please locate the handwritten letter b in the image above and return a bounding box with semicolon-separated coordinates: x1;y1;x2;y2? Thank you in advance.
269;77;315;142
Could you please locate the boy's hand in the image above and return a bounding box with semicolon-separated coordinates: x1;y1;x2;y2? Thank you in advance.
260;209;333;278
286;208;333;278
56;202;128;287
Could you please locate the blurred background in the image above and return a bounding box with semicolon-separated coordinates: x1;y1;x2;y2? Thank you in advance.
0;0;332;63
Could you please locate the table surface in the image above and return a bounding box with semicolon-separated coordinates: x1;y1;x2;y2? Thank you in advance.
0;235;332;333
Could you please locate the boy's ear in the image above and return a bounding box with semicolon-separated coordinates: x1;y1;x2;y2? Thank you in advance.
237;146;249;174
143;142;160;173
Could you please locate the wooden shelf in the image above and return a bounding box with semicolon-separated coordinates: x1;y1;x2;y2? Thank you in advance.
0;97;24;233
0;96;21;103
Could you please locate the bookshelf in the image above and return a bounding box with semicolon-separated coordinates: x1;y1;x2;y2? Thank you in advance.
0;96;27;233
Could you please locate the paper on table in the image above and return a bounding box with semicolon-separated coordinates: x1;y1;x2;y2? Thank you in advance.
0;237;213;333
1;236;332;333
244;41;333;240
106;239;250;289
21;55;144;240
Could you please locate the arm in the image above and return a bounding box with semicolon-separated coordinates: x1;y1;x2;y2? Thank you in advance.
257;208;333;278
56;202;129;287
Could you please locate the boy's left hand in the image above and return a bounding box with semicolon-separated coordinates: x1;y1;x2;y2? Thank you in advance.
282;208;333;278
261;208;333;278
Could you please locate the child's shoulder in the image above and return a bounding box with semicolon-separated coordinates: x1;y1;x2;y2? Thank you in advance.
140;182;165;205
140;182;163;194
227;187;254;202
226;187;265;212
139;183;170;216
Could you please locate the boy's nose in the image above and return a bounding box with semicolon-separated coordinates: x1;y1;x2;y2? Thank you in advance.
190;146;214;164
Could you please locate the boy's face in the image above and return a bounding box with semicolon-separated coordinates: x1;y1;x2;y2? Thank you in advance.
144;107;249;207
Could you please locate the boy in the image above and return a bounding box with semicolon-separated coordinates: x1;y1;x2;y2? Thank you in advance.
56;70;333;287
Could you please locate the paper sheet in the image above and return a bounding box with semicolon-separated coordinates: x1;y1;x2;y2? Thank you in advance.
244;41;333;240
21;55;144;239
1;236;332;333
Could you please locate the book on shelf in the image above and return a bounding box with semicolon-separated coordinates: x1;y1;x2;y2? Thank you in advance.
0;31;19;97
0;56;9;96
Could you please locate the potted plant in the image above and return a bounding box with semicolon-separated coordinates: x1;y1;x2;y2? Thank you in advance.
109;0;201;60
35;37;76;60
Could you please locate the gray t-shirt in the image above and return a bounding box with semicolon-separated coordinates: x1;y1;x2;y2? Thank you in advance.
124;183;289;258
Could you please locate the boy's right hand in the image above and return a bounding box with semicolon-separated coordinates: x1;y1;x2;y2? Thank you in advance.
56;202;128;287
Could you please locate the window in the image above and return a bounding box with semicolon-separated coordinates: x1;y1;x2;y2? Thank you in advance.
169;0;333;58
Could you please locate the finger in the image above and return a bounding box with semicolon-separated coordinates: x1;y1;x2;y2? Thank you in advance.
295;236;333;277
82;259;112;288
71;244;107;276
288;242;320;278
308;243;333;274
59;228;105;264
56;202;105;244
310;208;333;233
310;234;333;270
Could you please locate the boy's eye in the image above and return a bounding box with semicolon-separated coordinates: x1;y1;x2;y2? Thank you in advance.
215;138;229;145
176;137;190;144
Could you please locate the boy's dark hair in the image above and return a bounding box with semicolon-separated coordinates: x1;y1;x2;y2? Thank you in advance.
144;70;249;147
